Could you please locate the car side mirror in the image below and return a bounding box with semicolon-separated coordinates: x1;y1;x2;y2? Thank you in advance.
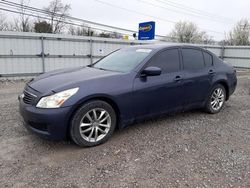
141;66;162;77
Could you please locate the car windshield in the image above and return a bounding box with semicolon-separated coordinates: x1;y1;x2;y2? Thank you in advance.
92;48;152;73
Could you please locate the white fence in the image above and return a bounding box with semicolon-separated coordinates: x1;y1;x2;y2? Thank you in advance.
0;31;250;77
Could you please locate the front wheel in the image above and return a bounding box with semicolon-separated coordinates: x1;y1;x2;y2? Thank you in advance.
205;84;226;114
70;100;116;147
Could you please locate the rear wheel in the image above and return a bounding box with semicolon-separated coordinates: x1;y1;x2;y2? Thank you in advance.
205;84;226;114
70;100;116;147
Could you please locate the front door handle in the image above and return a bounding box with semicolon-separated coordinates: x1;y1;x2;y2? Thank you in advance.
174;76;182;82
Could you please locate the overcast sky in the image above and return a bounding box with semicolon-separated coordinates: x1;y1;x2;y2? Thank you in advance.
4;0;250;40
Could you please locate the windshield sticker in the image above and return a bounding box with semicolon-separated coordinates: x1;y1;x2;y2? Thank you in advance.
136;49;152;53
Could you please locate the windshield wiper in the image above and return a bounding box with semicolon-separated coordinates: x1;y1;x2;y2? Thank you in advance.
89;66;109;71
86;64;105;70
88;65;122;73
98;67;109;71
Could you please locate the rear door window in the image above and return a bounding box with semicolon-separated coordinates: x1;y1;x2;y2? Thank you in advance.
182;48;205;70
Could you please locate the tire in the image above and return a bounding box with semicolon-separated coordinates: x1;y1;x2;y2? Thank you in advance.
70;100;116;147
205;84;226;114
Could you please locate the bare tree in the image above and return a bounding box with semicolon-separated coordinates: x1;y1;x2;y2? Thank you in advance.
14;0;32;32
202;34;215;45
98;31;123;38
167;21;213;44
68;25;96;36
44;0;71;33
226;19;250;46
99;32;111;38
0;11;8;31
110;31;123;39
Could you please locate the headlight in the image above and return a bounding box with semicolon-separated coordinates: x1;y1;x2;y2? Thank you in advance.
36;87;79;108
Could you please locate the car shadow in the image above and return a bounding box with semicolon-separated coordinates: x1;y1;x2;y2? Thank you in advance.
24;108;217;151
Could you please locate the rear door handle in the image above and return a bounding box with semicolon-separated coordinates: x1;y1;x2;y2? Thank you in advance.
209;70;215;74
174;76;182;82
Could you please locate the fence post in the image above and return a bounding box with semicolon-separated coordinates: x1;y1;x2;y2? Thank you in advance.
90;39;93;65
220;45;225;60
41;36;45;73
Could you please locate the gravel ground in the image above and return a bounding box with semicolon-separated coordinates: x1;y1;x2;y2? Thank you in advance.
0;70;250;188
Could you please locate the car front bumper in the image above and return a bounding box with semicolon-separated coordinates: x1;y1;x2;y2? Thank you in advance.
19;97;72;140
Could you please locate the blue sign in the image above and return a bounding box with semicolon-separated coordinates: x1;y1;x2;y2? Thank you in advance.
138;21;155;40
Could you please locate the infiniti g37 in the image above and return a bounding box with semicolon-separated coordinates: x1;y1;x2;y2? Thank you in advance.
19;45;237;147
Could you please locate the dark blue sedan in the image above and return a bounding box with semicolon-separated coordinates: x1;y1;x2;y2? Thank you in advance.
19;44;237;147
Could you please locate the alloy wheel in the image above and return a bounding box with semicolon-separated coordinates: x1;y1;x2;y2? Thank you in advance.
210;88;225;111
79;108;111;143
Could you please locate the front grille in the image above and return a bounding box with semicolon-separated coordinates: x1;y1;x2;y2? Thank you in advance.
23;90;37;105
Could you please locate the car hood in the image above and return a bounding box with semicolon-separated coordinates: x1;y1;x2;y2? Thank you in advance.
28;66;120;94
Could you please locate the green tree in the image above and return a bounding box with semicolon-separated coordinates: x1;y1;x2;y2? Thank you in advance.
34;21;52;33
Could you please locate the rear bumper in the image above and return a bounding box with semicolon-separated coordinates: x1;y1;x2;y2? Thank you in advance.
19;98;72;140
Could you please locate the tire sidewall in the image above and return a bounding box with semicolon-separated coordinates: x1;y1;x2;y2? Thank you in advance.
70;100;116;147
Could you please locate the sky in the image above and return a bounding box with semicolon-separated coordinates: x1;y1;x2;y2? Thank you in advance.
2;0;250;40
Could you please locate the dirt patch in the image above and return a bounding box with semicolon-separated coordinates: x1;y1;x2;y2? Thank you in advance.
0;72;250;187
